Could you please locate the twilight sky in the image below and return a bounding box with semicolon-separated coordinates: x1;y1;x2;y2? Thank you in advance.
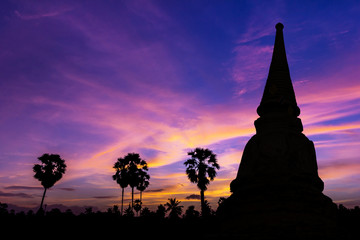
1;0;360;212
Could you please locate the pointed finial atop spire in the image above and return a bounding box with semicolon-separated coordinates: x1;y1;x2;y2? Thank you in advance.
275;22;284;30
257;23;300;117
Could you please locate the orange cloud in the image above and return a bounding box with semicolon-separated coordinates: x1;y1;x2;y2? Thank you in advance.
319;162;360;181
305;122;360;136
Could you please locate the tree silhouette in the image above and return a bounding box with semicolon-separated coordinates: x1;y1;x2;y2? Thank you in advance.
202;200;213;216
84;207;93;216
125;153;148;209
112;157;130;215
184;205;200;220
113;153;149;211
33;153;67;212
107;205;120;216
0;202;8;216
124;204;134;218
165;198;183;219
155;204;166;219
140;207;151;217
134;199;142;216
184;148;219;216
136;169;150;203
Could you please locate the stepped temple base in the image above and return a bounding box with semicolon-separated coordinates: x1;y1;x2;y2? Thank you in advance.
218;184;337;239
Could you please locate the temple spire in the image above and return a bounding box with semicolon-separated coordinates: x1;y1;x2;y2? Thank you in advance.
257;23;300;117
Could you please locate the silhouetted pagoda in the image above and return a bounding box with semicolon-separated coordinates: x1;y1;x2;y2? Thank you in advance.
218;23;337;239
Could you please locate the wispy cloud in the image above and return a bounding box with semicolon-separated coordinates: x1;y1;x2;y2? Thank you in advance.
319;160;360;181
14;8;72;20
231;44;272;93
0;190;33;198
92;196;117;199
5;186;42;190
229;1;284;95
58;188;76;192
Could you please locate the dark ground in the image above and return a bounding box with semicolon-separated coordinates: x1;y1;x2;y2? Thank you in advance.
1;204;359;239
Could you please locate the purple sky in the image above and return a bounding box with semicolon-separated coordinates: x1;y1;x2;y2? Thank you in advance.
1;0;360;212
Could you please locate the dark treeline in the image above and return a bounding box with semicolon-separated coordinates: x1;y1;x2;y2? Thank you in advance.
0;200;219;238
337;204;360;239
3;150;360;238
1;201;360;239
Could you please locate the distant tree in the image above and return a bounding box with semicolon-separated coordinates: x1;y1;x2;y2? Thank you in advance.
47;208;62;217
165;198;183;219
27;210;35;217
84;207;93;215
0;202;8;216
155;204;166;219
140;207;151;217
106;207;112;215
184;148;219;216
64;209;74;217
33;153;67;212
112;156;130;215
202;200;214;217
108;205;120;216
136;168;150;203
134;199;142;216
184;205;200;220
124;204;134;218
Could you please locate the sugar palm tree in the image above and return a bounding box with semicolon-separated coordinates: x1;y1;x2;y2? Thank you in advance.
123;153;148;208
136;168;150;203
33;153;67;212
184;148;219;216
112;157;130;215
165;198;183;219
134;199;142;216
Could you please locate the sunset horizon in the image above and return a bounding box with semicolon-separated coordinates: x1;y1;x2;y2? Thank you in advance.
1;0;360;214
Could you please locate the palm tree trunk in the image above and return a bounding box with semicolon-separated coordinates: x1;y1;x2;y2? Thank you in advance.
40;187;47;210
140;191;143;203
200;189;205;215
121;187;124;216
131;187;134;209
